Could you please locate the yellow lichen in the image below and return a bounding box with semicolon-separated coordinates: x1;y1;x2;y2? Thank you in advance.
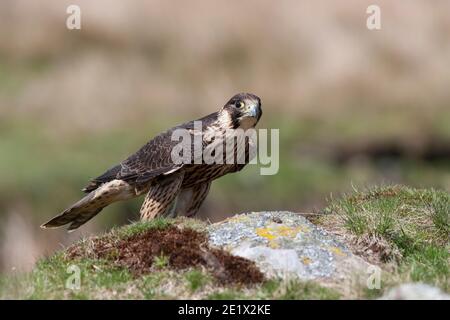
269;241;280;249
276;225;303;237
329;246;345;256
255;225;304;248
255;228;276;240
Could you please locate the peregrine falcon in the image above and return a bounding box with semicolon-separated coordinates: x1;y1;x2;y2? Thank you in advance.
41;93;262;231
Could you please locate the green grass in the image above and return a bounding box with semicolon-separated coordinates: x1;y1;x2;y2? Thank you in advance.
0;218;176;299
118;217;173;238
0;217;341;299
0;253;135;299
185;269;211;292
275;280;341;300
1;186;448;299
207;280;340;300
321;185;449;292
207;290;250;300
153;254;170;270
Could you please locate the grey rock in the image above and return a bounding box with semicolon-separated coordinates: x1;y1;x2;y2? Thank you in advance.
380;283;450;300
208;211;373;289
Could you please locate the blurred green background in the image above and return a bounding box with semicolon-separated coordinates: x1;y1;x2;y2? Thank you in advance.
0;0;449;272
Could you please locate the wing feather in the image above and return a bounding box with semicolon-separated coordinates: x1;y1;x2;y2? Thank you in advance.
83;112;218;192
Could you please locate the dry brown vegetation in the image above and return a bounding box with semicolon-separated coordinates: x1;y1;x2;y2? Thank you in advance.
67;223;265;285
1;0;450;133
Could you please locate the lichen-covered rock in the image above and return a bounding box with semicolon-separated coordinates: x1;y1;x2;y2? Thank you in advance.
208;211;373;291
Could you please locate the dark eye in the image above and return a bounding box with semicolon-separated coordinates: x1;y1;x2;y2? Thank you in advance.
236;101;245;108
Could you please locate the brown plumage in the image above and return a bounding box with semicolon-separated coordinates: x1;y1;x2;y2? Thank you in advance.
41;93;262;231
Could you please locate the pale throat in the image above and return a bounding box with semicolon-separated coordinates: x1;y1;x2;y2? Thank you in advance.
239;116;257;130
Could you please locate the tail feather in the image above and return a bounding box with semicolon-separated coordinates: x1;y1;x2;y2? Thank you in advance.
42;179;136;231
41;192;105;231
67;208;103;232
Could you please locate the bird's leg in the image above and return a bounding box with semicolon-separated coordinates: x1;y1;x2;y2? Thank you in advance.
186;182;211;217
140;173;184;220
176;182;211;217
163;194;179;218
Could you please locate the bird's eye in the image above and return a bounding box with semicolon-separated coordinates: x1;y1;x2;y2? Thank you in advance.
236;101;245;108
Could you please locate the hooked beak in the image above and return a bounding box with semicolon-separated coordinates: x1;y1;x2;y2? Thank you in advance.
247;101;262;121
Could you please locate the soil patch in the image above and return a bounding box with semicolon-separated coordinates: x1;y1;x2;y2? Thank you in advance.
67;226;264;286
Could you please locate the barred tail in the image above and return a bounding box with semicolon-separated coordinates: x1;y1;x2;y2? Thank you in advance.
41;192;105;232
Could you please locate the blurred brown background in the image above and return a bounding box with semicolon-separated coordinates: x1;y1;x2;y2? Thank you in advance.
0;0;449;273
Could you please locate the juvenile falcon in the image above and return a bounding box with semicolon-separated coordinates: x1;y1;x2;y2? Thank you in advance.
41;93;262;231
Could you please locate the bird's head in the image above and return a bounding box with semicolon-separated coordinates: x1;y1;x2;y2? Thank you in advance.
221;93;262;129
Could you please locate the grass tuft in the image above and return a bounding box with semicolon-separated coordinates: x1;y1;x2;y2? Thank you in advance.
321;185;449;291
118;217;173;238
185;269;210;292
153;254;169;270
